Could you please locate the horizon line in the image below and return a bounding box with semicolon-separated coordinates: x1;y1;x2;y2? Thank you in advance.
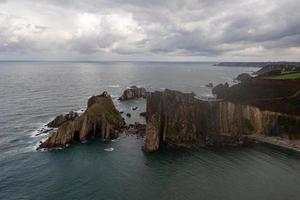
0;60;299;63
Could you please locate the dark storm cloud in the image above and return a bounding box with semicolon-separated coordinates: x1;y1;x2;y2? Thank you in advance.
0;0;300;60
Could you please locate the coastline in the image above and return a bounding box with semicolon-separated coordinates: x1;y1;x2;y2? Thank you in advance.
248;134;300;153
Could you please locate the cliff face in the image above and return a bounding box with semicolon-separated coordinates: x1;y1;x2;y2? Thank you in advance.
143;90;300;152
38;92;124;149
212;79;300;115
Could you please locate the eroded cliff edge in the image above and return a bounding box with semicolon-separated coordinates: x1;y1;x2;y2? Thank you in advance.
143;89;300;152
38;92;124;149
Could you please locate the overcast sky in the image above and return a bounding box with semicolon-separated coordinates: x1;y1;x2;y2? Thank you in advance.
0;0;299;61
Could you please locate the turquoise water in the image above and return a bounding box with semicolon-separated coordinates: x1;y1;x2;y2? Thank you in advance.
0;61;300;200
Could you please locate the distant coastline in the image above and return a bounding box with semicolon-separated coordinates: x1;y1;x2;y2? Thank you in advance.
214;61;300;67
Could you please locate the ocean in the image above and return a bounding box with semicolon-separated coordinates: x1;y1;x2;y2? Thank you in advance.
0;61;300;200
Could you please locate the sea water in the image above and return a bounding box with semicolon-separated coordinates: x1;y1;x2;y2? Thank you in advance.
0;61;299;200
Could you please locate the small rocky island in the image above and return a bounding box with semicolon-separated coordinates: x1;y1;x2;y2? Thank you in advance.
38;64;300;152
118;86;147;101
38;92;125;149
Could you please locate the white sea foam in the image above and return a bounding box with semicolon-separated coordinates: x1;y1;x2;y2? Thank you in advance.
104;147;114;152
111;138;120;142
108;84;121;88
75;108;86;116
110;94;118;99
29;124;54;138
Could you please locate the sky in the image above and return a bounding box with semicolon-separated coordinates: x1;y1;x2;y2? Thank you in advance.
0;0;300;61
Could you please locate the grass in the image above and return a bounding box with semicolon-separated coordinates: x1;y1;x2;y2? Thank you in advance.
261;72;300;80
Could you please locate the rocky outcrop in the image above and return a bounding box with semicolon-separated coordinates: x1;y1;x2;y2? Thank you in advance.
143;89;300;152
38;92;124;149
119;86;146;101
212;79;300;115
235;73;252;83
47;111;78;128
126;122;146;136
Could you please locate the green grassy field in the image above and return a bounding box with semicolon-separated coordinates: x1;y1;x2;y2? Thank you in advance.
262;72;300;80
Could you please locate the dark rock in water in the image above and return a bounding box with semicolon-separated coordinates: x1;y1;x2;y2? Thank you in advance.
139;112;147;117
143;89;300;152
47;111;79;128
38;91;124;149
132;106;138;111
119;86;146;101
205;83;213;88
126;113;131;117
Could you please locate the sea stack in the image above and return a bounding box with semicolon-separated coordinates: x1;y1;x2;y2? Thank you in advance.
38;92;124;149
118;86;147;101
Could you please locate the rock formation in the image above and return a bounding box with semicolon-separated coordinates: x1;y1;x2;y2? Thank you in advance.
47;111;78;128
235;73;252;83
143;89;300;152
38;92;124;149
119;86;147;101
212;78;300;115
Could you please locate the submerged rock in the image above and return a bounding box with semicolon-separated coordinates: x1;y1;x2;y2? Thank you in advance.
38;92;124;149
119;86;146;101
143;89;300;152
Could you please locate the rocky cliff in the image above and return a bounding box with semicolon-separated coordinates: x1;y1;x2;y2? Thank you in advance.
119;86;146;100
212;79;300;115
38;92;124;149
143;90;300;152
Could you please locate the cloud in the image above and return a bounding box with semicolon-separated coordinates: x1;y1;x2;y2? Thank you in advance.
0;0;300;61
